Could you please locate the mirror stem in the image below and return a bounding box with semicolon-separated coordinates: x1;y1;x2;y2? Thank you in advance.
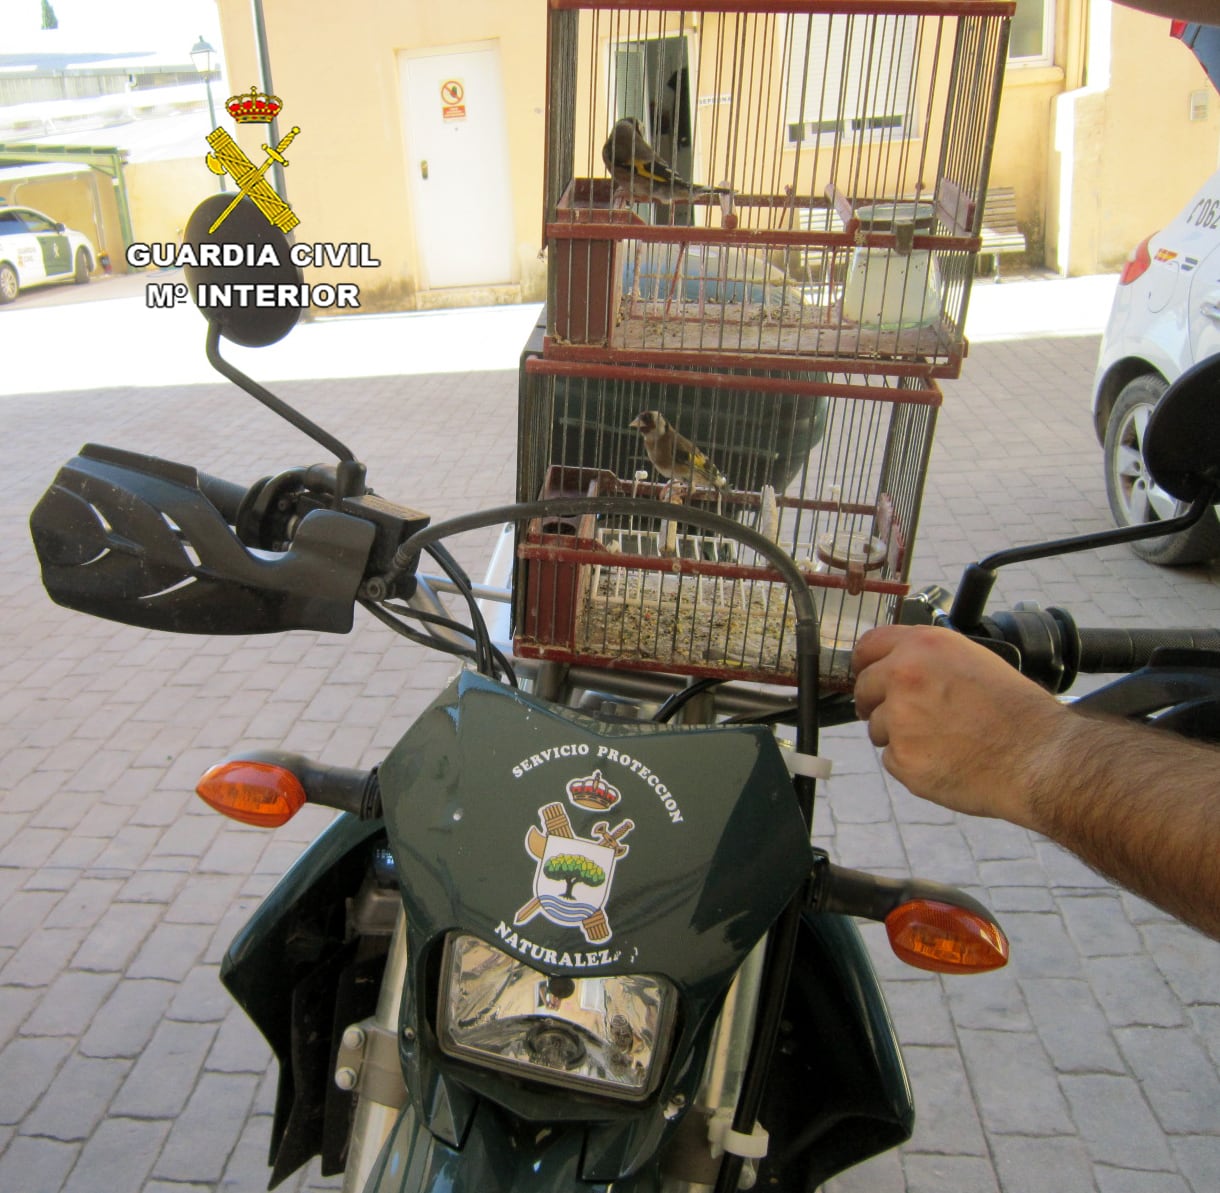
205;323;358;464
950;488;1218;632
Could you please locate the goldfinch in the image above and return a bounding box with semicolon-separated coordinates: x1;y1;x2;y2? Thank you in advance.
629;410;727;492
602;118;730;205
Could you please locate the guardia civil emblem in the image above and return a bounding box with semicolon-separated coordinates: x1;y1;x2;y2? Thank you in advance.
514;797;634;944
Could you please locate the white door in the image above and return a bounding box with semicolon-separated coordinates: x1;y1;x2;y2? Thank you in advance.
400;44;515;289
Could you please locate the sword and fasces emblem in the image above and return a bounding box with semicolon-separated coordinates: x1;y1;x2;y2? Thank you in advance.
203;86;300;234
515;800;634;945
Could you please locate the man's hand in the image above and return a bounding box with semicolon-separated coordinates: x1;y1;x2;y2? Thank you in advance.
852;623;1068;827
852;623;1220;940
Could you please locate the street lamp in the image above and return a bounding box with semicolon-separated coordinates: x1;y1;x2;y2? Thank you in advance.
191;35;225;191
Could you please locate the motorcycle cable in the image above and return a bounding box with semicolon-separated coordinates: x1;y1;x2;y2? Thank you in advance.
359;599;518;688
423;543;500;679
652;677;724;723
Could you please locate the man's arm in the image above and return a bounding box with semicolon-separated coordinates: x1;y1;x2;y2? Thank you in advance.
852;624;1220;940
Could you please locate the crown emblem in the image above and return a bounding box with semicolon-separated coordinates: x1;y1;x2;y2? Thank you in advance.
565;770;621;812
226;86;283;124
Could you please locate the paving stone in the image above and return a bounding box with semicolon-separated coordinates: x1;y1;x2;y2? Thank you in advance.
990;1135;1098;1193
1094;1168;1192;1193
40;878;123;931
22;971;119;1037
1113;1026;1220;1134
153;1071;259;1184
208;1007;274;1075
1086;955;1188;1028
901;1152;1000;1193
167;964;233;1023
126;922;213;982
1170;1135;1220;1193
111;1019;217;1119
1057;892;1145;956
0;1133;79;1193
59;1115;170;1193
957;1028;1071;1137
22;1054;130;1141
1061;1074;1175;1171
0;1036;74;1124
70;902;162;973
822;1147;906;1193
901;1044;989;1156
0;985;41;1049
79;978;177;1059
1020;977;1125;1074
2;926;87;988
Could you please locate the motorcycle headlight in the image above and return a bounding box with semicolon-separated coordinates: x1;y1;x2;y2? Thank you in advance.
437;933;677;1102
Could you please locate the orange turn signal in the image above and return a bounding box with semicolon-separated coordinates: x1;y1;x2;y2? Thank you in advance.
885;900;1009;975
196;760;307;827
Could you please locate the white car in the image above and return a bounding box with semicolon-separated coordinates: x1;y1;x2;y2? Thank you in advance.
1092;167;1220;565
0;203;96;304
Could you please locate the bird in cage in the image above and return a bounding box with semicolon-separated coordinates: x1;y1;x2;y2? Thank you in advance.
629;410;728;494
602;118;730;207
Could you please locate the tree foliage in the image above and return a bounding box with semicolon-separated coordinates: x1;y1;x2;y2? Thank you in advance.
544;853;606;898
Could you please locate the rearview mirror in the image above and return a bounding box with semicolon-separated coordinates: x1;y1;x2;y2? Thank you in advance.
1144;354;1220;504
182;194;304;348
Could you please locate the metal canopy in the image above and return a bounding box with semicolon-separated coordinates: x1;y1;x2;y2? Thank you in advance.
0;142;133;247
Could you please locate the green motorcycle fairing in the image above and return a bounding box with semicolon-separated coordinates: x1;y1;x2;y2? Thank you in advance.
223;669;915;1191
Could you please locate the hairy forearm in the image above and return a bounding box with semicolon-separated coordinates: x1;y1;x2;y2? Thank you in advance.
1020;710;1220;940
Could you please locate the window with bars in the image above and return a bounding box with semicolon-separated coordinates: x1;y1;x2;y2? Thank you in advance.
784;13;920;146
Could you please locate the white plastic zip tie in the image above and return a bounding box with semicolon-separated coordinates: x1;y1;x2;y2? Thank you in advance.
708;1109;770;1160
782;750;833;780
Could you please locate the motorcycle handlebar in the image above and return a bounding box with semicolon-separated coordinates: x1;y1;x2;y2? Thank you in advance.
1075;626;1220;674
197;471;249;525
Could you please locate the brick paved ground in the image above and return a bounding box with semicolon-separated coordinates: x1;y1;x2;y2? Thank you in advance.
1;293;1218;1191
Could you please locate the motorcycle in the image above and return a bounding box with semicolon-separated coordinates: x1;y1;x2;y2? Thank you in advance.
28;196;1220;1192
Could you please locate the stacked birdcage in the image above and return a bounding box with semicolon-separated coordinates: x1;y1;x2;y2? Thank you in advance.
516;0;1013;689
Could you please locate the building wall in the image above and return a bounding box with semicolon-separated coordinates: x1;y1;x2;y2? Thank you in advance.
1087;2;1220;271
210;1;1220;305
126;157;223;250
215;0;548;311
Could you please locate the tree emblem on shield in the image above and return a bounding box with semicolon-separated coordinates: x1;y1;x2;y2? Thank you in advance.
514;802;634;943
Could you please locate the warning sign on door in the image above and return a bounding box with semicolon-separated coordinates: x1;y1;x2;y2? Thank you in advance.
441;79;466;122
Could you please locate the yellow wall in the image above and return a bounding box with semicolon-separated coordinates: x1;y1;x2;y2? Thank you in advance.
1088;3;1220;270
208;1;1220;302
0;171;123;271
127;157;228;251
216;0;548;311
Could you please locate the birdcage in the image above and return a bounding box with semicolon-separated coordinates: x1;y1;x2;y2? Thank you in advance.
543;0;1013;378
514;358;940;689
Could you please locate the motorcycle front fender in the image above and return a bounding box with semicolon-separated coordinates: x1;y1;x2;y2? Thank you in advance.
222;812;392;1186
361;1102;660;1193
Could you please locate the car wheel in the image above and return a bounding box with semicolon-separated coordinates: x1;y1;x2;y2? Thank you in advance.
73;248;92;285
1103;373;1220;565
0;263;17;304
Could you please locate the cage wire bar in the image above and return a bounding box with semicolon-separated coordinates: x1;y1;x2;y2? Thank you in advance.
515;358;940;689
543;0;1012;378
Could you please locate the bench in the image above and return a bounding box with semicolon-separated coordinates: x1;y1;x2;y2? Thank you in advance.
977;187;1026;281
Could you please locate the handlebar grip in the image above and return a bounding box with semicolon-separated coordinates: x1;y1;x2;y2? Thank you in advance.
1076;627;1220;673
197;472;249;525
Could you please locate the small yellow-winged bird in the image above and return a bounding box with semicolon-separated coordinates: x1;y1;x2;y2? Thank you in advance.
602;118;730;205
630;410;728;493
